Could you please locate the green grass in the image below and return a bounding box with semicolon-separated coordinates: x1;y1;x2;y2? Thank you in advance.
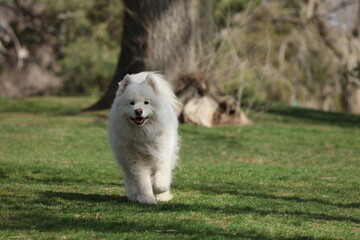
1;97;359;240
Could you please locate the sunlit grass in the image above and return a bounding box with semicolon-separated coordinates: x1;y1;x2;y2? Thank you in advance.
1;97;359;239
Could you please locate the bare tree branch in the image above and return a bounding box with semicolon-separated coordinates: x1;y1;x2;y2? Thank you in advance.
330;0;359;13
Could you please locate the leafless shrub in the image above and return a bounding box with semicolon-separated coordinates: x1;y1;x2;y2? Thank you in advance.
206;0;360;114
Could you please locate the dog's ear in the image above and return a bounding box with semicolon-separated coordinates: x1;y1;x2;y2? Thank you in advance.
117;74;132;94
144;73;158;94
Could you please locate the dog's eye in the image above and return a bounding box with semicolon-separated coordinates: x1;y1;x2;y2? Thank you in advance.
130;101;135;105
144;101;149;105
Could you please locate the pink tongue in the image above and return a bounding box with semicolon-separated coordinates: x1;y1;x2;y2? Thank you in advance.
135;118;143;124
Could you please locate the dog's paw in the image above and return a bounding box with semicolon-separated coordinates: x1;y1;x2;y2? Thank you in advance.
153;172;171;194
156;191;173;202
153;178;170;194
127;195;137;202
136;195;157;205
153;184;169;194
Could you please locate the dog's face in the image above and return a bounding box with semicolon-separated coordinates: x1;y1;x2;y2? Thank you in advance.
124;95;153;126
115;74;159;126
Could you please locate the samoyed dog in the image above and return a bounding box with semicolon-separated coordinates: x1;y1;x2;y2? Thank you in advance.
108;72;180;204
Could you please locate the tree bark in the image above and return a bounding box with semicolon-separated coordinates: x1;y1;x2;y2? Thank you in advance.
85;0;252;126
85;0;193;111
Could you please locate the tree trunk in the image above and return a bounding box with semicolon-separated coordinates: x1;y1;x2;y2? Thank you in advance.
85;0;251;126
85;0;193;111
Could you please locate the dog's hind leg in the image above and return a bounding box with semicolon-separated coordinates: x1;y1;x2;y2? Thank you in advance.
124;176;138;202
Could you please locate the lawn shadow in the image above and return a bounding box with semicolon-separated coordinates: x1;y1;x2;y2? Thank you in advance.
2;190;336;240
156;202;360;225
267;107;360;128
41;189;360;225
2;212;330;240
23;175;121;187
0;99;78;115
0;97;108;121
0;169;8;179
171;181;360;225
178;181;360;210
42;190;128;203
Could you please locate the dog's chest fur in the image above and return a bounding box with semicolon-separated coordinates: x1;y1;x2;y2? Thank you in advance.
124;133;164;164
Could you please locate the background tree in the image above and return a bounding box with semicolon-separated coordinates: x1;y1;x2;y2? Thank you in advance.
0;0;123;97
309;0;360;114
86;0;252;126
85;0;194;111
1;0;359;117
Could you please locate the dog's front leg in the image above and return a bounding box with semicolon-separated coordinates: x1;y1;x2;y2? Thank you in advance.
152;163;174;202
127;165;157;204
152;164;172;194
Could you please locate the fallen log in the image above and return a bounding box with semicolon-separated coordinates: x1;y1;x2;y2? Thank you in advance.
176;73;252;127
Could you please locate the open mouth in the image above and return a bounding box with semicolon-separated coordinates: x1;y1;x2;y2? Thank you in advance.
131;117;148;125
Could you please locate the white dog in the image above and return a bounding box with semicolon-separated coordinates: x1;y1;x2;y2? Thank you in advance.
108;72;180;204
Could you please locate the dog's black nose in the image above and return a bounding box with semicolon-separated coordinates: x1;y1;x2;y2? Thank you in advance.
135;108;143;116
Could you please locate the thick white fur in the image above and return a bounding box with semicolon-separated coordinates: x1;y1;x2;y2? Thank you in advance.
108;72;180;204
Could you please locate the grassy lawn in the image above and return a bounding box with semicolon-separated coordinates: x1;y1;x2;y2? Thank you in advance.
0;97;359;239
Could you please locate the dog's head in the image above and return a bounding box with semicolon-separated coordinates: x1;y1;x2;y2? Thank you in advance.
115;73;160;126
